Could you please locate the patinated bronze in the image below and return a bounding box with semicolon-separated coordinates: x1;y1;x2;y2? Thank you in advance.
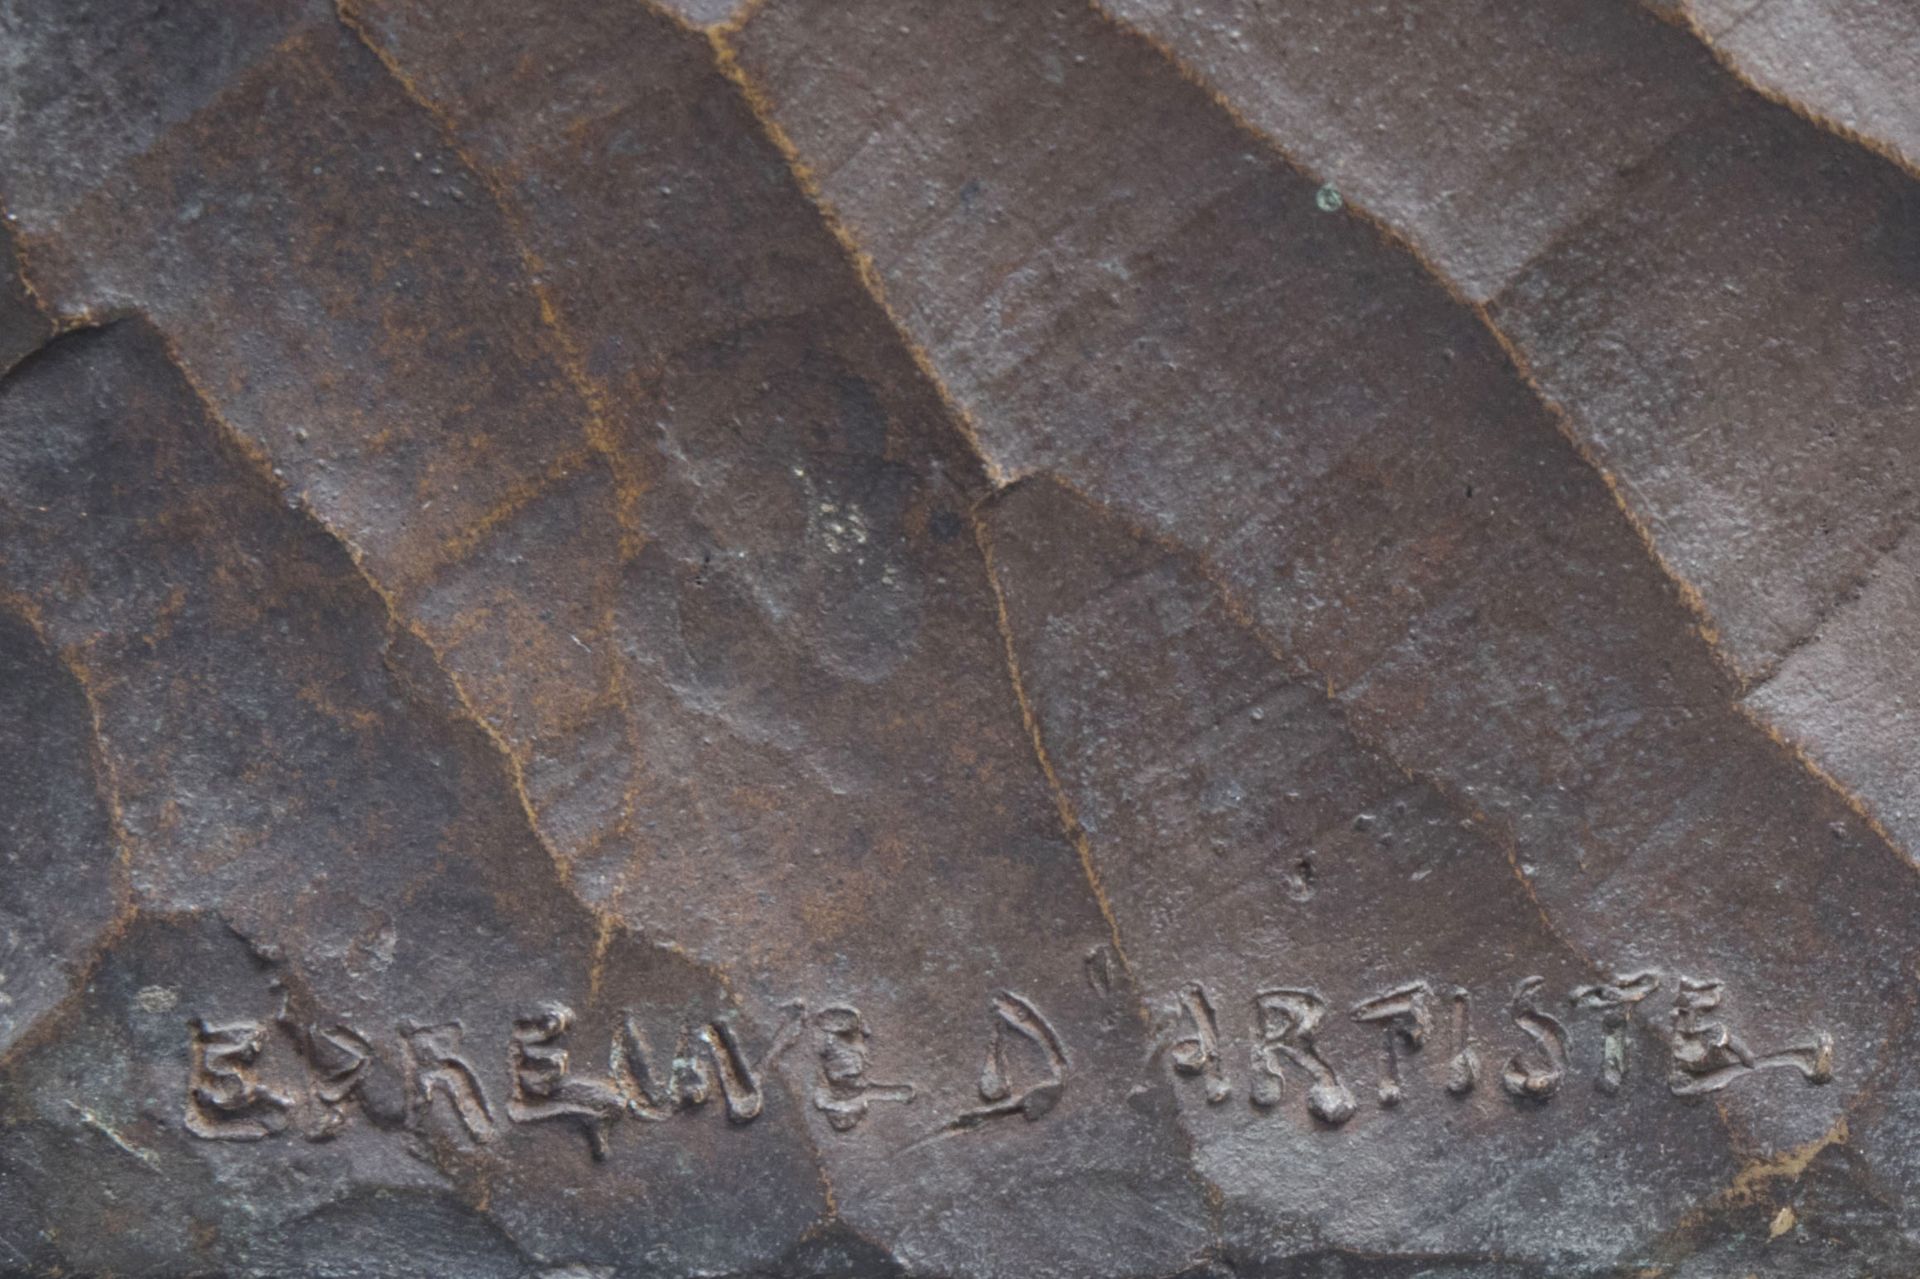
2;1;1918;1275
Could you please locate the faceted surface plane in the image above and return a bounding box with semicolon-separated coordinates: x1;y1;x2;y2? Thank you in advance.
3;2;1918;1276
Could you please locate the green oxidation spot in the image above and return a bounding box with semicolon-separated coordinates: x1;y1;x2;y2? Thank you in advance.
1315;184;1343;213
1603;1031;1627;1082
